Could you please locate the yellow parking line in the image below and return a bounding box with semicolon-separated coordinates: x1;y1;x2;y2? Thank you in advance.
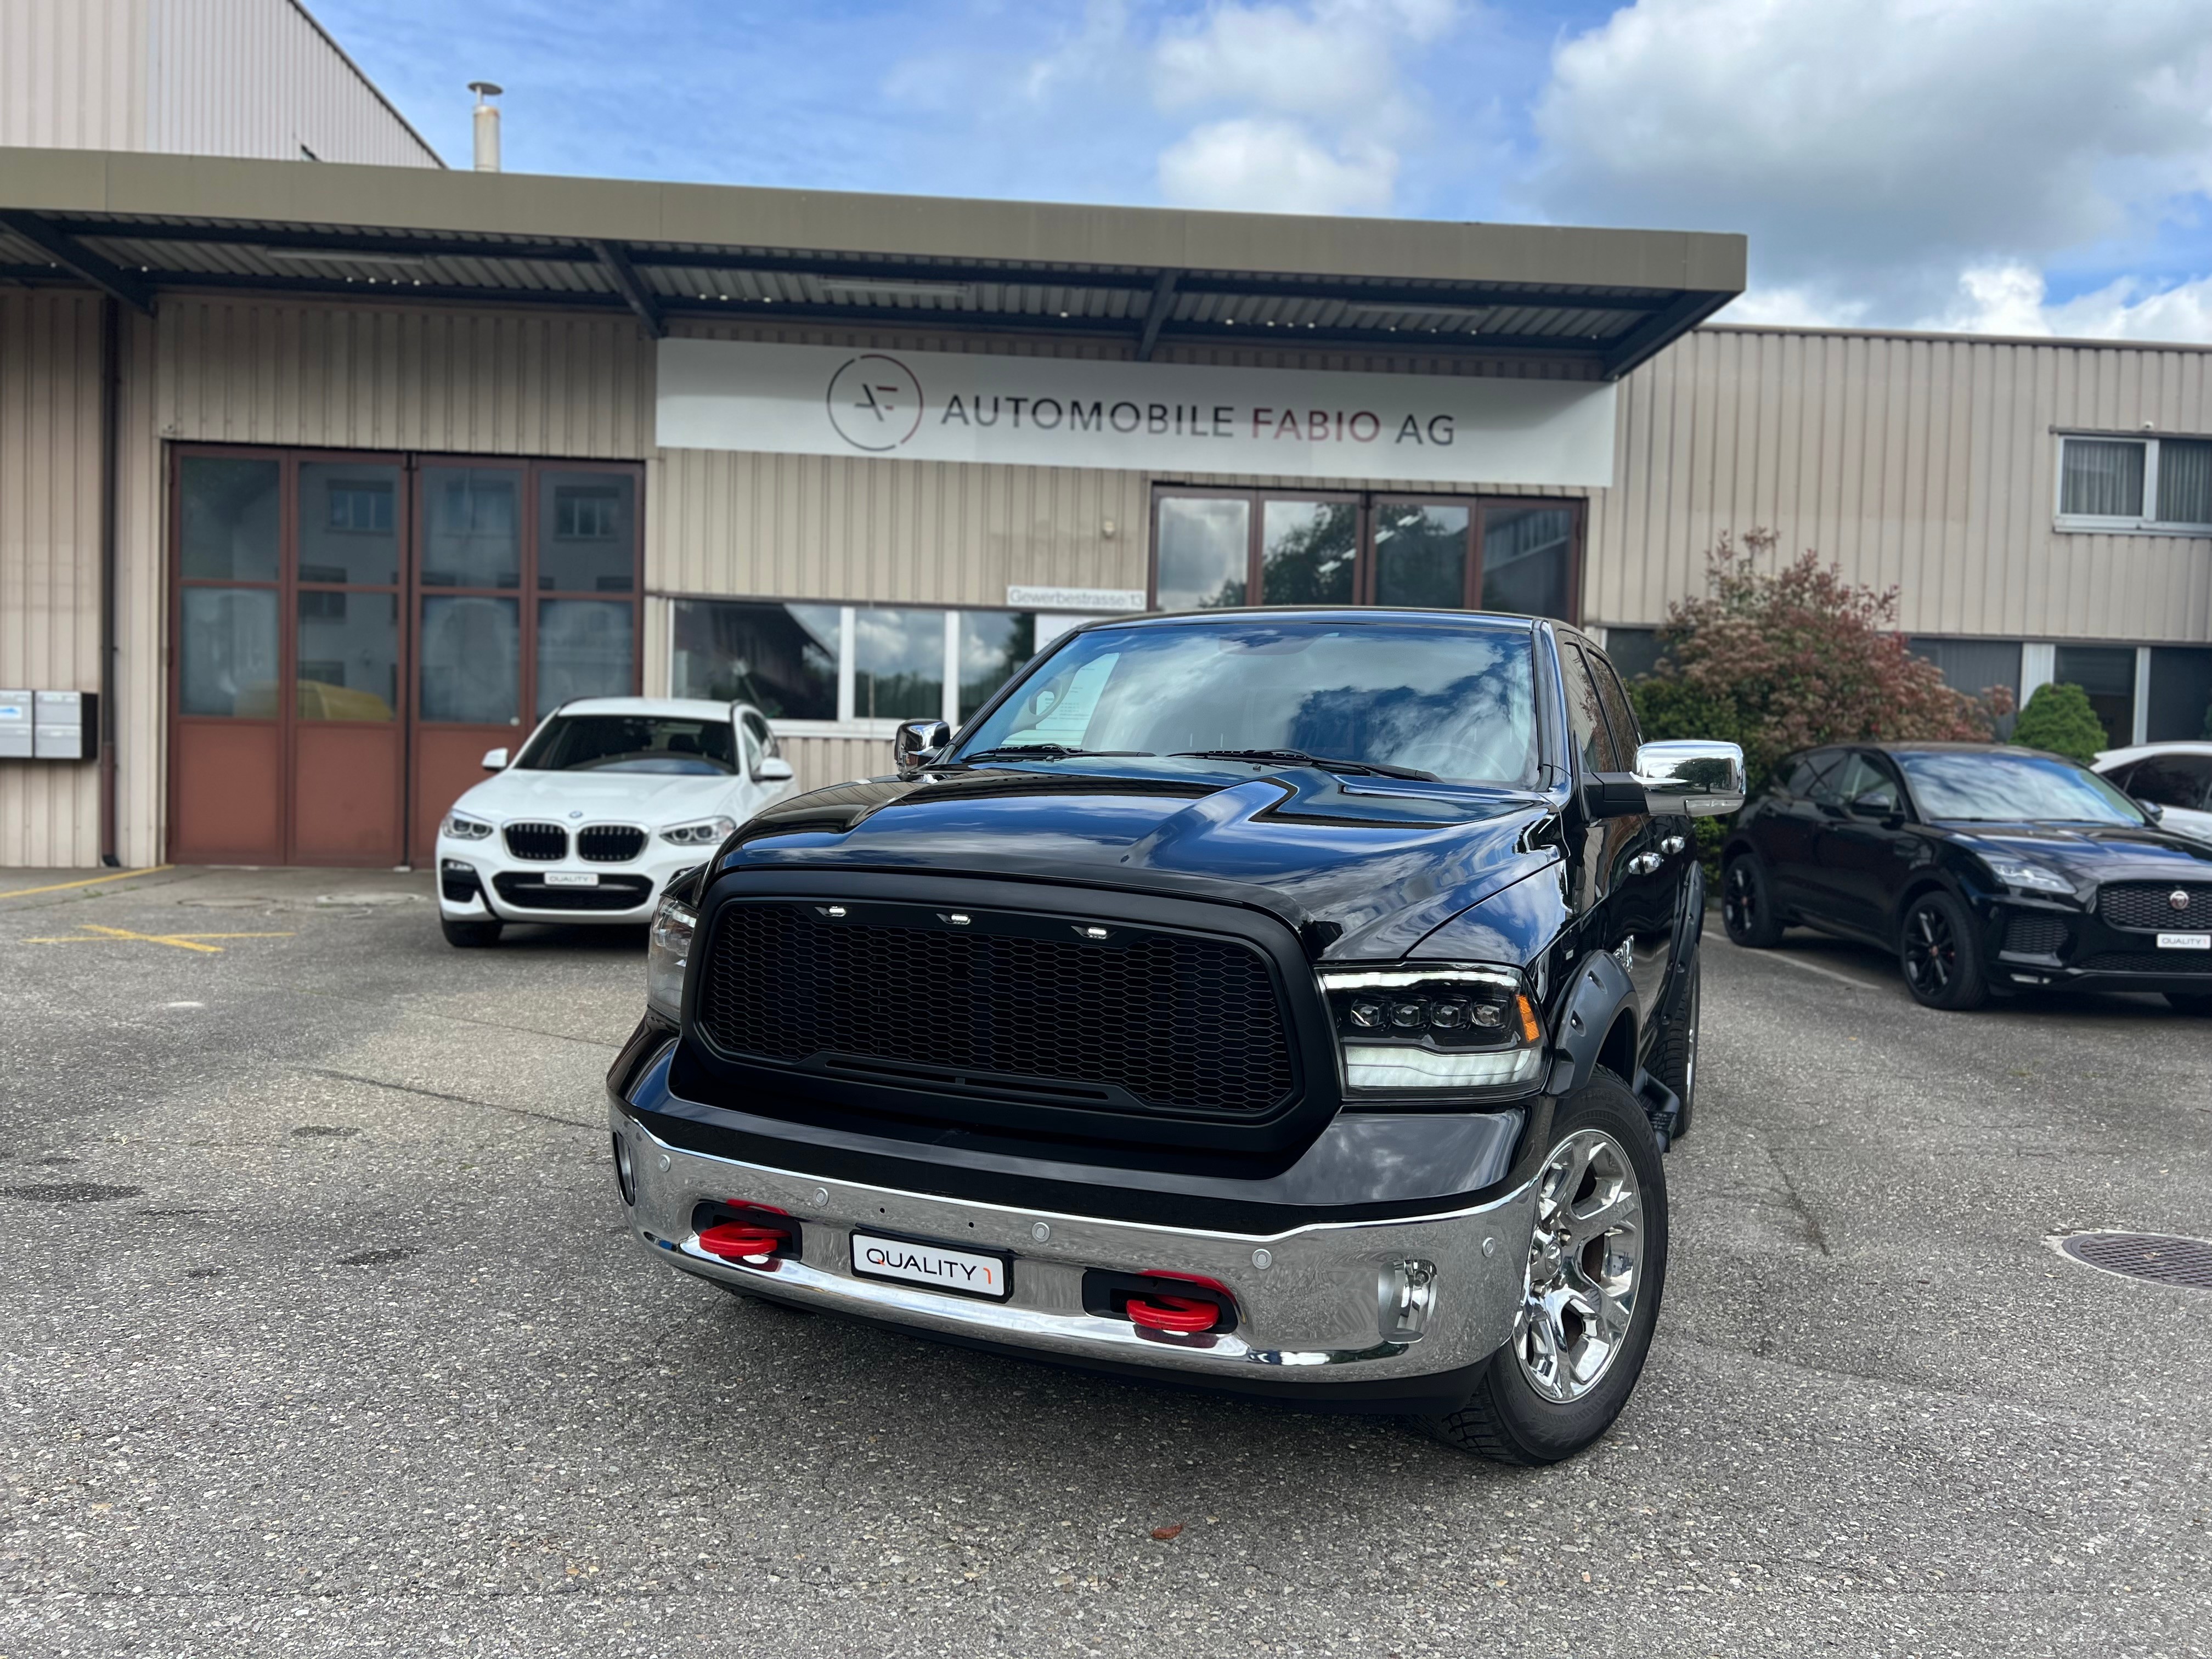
0;865;173;901
25;923;295;954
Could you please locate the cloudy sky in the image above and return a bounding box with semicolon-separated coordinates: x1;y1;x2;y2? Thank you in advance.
319;0;2212;341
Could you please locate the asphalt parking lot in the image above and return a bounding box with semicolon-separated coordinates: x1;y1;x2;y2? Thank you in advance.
2;864;2208;1657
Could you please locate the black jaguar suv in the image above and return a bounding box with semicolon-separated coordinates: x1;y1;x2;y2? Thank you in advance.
1721;741;2212;1012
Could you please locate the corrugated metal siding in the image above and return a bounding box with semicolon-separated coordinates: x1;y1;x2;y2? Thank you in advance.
154;296;654;456
0;291;105;866
779;736;892;797
0;0;148;151
1590;326;2212;643
146;0;439;166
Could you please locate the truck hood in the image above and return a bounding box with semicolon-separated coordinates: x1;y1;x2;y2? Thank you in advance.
716;761;1562;961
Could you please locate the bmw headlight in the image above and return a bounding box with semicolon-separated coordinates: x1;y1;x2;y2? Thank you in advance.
646;893;697;1023
661;816;736;846
442;812;494;841
1982;855;2074;896
1317;964;1547;1097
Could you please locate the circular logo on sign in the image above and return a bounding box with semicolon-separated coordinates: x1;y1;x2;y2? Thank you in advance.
825;353;924;452
2171;889;2192;912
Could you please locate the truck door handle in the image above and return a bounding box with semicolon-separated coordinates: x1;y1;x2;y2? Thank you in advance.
1628;851;1663;875
1660;834;1687;855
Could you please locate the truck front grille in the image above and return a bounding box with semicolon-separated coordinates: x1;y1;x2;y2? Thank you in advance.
696;901;1296;1116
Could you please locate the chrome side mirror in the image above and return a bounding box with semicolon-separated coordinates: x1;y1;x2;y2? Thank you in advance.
1635;739;1746;817
481;747;510;772
753;756;795;784
893;719;952;777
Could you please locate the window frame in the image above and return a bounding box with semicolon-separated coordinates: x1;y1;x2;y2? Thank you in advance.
1147;486;1586;622
2054;432;2212;536
663;595;1047;740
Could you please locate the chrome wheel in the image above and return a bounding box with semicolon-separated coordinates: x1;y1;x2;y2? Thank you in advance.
1514;1128;1645;1403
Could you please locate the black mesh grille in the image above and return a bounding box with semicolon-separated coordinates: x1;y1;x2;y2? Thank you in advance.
578;825;647;863
503;822;567;861
2101;884;2212;930
493;873;653;911
2076;951;2212;975
697;903;1295;1116
2002;915;2069;956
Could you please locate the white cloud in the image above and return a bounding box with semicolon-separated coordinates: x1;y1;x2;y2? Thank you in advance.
1158;117;1398;212
1530;0;2212;326
1916;263;2212;342
1144;1;1459;214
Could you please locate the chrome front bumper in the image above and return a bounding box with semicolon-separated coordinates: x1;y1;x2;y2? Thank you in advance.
612;1105;1537;1397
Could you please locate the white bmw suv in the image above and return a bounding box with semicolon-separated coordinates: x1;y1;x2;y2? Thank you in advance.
435;697;796;946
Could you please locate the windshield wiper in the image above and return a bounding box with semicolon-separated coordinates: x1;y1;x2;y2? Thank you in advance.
952;744;1154;765
1171;748;1438;782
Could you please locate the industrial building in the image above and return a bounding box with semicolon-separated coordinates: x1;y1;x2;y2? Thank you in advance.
2;2;2209;871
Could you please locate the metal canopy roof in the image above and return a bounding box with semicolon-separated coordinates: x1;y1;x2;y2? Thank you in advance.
0;149;1745;379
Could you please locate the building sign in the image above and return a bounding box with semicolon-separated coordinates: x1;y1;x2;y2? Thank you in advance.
657;338;1617;488
1005;585;1147;612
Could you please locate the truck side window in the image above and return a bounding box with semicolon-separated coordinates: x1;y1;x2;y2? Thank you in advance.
1590;653;1642;761
1562;644;1620;774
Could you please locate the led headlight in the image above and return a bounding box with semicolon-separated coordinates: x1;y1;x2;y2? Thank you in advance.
1318;964;1545;1096
661;816;737;846
646;893;697;1022
442;812;494;840
1982;854;2074;895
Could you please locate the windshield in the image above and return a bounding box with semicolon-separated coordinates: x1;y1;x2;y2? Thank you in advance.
1897;751;2147;826
518;715;735;775
954;618;1542;788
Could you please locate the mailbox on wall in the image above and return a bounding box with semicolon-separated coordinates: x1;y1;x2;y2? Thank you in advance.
0;691;97;761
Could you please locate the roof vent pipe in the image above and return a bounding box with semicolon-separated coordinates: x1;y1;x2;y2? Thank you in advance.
469;82;503;172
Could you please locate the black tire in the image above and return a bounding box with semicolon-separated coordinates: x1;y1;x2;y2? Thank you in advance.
2166;991;2212;1015
1720;854;1784;948
1414;1071;1668;1465
1648;955;1700;1140
1898;890;1987;1011
441;917;503;947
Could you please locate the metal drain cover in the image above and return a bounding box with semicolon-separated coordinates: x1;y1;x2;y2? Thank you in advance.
2052;1231;2212;1290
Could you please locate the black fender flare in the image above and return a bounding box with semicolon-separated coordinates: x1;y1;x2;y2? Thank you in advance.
1543;946;1639;1099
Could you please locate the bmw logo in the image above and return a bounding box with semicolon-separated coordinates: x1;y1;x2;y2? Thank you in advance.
2171;889;2193;912
569;810;584;819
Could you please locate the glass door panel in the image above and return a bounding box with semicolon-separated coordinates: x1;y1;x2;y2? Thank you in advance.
1480;505;1575;620
536;598;635;715
854;607;947;720
298;462;400;584
295;591;398;720
1374;503;1469;608
421;467;522;588
180;456;280;580
1156;496;1250;610
179;587;281;716
2053;644;2137;748
538;470;637;592
1261;499;1357;605
421;596;522;724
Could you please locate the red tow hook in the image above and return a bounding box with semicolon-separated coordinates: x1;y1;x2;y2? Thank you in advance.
1125;1294;1223;1334
697;1222;789;1265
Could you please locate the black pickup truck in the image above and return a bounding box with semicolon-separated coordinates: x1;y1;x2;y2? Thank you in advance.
607;608;1742;1463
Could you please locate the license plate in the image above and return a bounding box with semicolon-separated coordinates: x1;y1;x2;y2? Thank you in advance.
2157;932;2211;950
543;871;599;887
850;1232;1012;1301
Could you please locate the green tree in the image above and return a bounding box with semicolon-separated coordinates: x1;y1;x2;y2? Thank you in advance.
2011;681;2108;763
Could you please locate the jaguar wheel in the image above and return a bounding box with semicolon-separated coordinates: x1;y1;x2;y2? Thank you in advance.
1899;891;1987;1010
1721;855;1782;948
1413;1072;1667;1465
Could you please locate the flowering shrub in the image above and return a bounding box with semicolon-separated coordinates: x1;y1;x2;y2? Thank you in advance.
1629;530;2010;794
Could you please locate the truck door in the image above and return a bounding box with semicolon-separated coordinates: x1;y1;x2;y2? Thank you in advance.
1562;642;1658;1018
1588;649;1675;1022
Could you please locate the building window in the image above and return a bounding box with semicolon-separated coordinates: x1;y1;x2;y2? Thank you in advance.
2056;435;2212;533
325;481;393;534
1150;488;1582;621
553;486;621;539
670;599;1040;731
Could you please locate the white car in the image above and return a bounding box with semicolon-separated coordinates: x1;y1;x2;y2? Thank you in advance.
436;697;796;946
2094;741;2212;845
